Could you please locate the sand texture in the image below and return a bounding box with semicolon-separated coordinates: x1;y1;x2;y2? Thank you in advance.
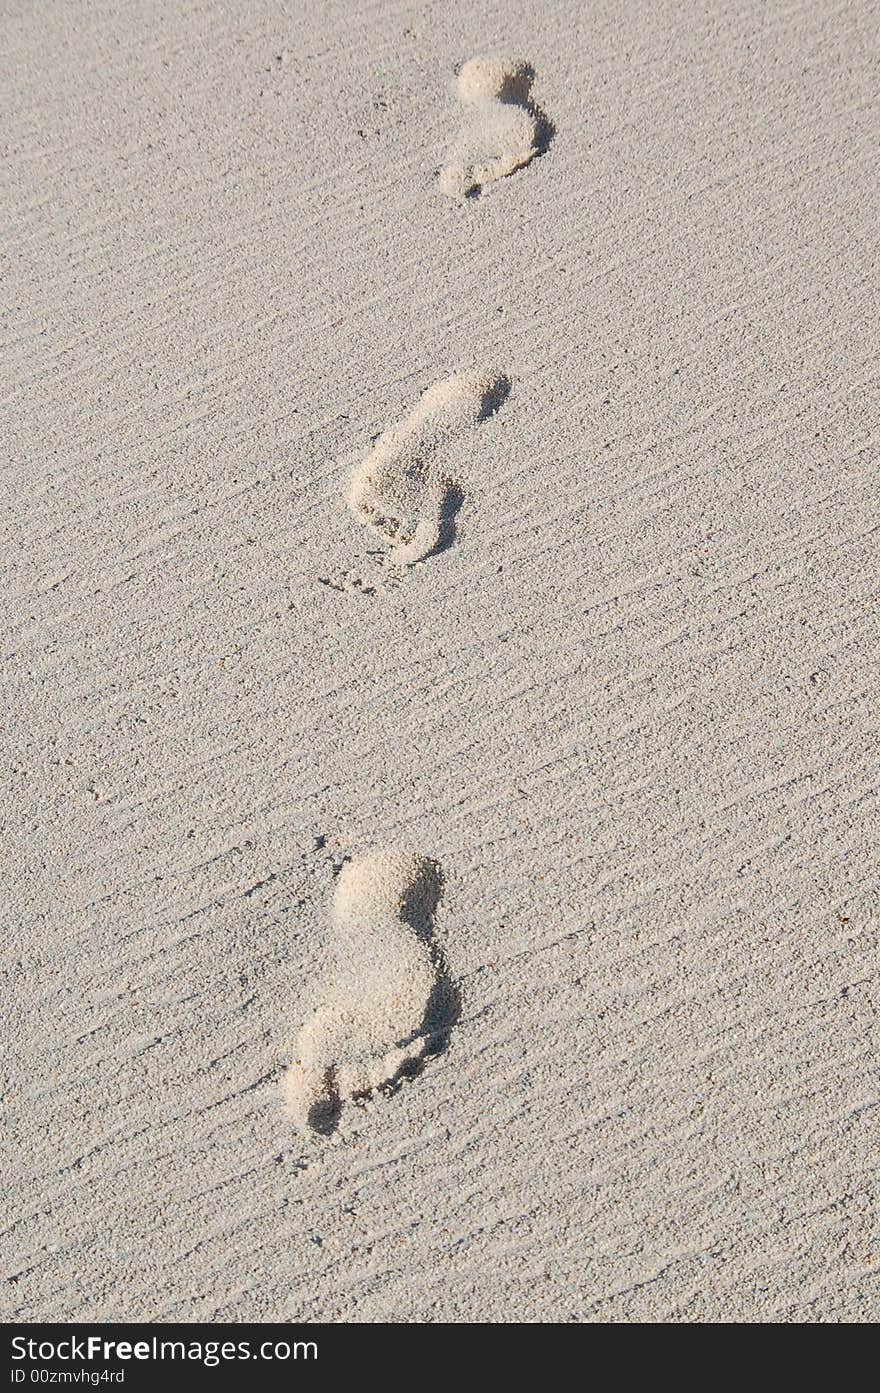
2;0;878;1323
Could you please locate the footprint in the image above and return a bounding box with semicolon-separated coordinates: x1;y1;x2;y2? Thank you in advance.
284;850;457;1134
439;57;552;200
347;370;509;567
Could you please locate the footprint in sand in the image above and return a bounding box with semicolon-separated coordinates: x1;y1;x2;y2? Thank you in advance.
439;57;552;200
346;369;510;569
284;850;457;1134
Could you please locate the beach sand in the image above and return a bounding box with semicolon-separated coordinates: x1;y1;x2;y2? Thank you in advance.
2;0;878;1321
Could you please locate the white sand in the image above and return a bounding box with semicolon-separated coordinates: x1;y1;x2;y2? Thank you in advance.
2;0;878;1323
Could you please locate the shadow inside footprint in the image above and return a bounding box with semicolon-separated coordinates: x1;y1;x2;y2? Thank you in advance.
379;973;462;1099
307;1068;344;1136
381;863;461;1092
430;483;465;558
398;857;443;937
533;103;555;159
478;373;512;421
421;970;461;1057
